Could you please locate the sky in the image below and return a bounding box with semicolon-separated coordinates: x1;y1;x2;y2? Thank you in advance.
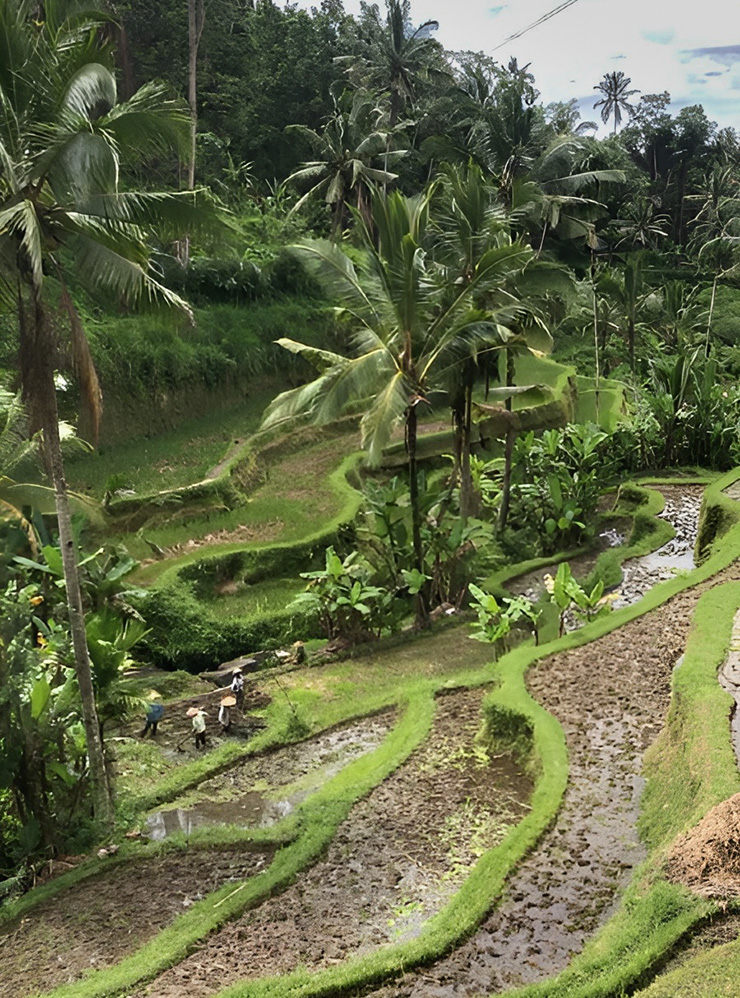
293;0;740;135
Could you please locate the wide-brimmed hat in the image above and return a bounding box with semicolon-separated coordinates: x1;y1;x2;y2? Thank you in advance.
147;690;162;701
232;667;242;675
220;695;237;707
186;707;200;717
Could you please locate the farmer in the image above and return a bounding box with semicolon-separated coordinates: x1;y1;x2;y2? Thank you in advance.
188;707;207;749
218;695;236;734
230;668;244;709
140;692;164;738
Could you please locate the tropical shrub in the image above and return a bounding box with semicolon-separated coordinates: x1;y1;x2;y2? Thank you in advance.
289;546;397;643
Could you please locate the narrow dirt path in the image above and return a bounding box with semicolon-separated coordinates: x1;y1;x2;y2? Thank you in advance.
366;565;740;998
130;688;533;998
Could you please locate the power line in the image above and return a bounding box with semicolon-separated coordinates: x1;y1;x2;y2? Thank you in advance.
492;0;581;53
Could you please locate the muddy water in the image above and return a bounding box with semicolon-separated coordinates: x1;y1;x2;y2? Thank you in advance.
146;716;395;839
130;689;534;998
505;525;627;602
612;486;704;609
506;487;703;614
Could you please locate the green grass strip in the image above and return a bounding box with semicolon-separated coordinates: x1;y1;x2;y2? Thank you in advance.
36;689;437;998
134;450;364;589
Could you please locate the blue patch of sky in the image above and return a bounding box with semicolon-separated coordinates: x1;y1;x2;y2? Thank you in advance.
681;45;740;66
643;29;675;45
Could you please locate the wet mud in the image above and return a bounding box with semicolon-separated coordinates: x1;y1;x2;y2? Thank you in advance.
146;714;396;838
366;562;740;998
130;688;533;998
0;848;272;998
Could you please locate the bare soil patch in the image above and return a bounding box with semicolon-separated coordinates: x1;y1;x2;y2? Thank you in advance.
0;847;272;998
130;688;532;998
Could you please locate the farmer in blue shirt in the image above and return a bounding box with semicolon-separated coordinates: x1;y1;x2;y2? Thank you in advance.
140;692;164;738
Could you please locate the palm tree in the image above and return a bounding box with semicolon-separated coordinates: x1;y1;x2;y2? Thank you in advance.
433;163;559;520
593;71;639;134
285;90;404;237
341;0;442;127
0;0;211;824
262;186;533;622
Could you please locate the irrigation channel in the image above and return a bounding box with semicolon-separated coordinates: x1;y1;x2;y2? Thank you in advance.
4;483;738;998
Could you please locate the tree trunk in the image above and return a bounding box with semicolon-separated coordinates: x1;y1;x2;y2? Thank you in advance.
179;0;206;267
705;274;718;358
459;379;475;521
406;401;428;628
496;349;517;534
187;0;205;191
23;291;113;828
497;420;515;534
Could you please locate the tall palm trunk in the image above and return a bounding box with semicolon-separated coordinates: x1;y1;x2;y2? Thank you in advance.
496;348;517;534
20;289;113;827
405;401;428;627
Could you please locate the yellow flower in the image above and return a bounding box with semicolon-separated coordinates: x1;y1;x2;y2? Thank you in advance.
543;573;555;595
30;595;44;606
37;634;47;647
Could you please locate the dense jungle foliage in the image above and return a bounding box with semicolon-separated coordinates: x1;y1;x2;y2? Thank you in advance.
1;0;740;880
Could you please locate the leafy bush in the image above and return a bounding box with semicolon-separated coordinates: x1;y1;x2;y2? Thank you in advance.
131;579;320;672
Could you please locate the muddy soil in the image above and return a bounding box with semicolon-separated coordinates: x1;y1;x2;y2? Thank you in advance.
115;684;272;766
146;714;396;838
365;563;740;998
130;688;533;998
0;848;272;998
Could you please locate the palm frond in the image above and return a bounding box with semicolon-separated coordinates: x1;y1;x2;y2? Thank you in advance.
62;61;116;119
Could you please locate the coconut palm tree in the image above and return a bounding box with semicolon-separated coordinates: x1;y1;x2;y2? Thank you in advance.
593;71;639;135
0;0;212;824
262;186;537;621
341;0;442;128
285;90;404;237
433;163;562;520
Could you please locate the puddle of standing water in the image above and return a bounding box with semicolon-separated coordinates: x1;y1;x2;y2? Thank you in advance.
145;716;394;841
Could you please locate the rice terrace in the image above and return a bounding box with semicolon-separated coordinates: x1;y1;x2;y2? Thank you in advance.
3;2;740;998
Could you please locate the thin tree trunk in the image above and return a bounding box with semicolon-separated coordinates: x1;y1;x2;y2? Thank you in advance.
705;274;718;358
187;0;205;191
179;0;206;267
591;256;601;424
25;292;113;828
496;349;517;534
406;401;428;628
459;379;475;521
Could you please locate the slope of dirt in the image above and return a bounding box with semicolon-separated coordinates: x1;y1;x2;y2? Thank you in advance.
130;688;533;998
667;793;740;899
0;848;272;998
366;564;740;998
